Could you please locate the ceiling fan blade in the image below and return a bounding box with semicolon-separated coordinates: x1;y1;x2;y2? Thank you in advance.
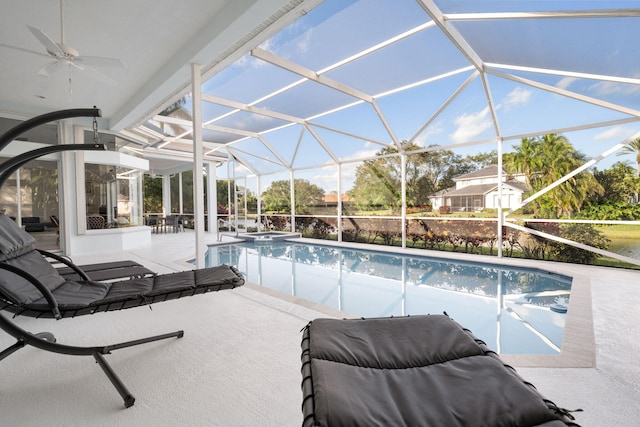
0;43;51;59
26;25;63;57
75;55;126;68
37;61;64;77
75;64;118;86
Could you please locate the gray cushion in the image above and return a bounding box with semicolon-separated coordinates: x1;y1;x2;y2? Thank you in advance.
302;315;577;427
0;249;66;304
0;214;37;261
29;280;112;310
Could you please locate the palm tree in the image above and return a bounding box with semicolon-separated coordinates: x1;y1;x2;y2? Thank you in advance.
159;97;192;137
508;134;603;218
617;137;640;176
505;136;544;187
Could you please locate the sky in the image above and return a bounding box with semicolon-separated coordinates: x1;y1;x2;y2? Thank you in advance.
204;0;640;195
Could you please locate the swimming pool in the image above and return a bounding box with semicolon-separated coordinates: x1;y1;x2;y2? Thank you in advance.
205;240;572;355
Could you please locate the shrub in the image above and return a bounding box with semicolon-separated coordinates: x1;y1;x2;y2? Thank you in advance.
553;223;610;264
576;201;640;221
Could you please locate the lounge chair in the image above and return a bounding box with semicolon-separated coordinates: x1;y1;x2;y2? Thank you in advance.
301;315;582;427
0;213;244;407
52;259;156;281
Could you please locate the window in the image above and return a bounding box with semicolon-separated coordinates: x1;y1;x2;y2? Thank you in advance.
85;164;143;228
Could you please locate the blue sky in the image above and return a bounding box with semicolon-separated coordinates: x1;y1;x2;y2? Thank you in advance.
206;0;640;194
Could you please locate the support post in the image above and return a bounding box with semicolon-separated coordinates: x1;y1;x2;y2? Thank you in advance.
192;63;206;268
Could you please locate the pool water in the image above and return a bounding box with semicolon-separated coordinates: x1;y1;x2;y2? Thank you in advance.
205;240;572;355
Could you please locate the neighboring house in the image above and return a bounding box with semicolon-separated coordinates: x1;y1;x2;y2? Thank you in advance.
429;165;528;212
322;193;353;207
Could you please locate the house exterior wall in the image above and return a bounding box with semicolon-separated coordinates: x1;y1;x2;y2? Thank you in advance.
457;176;497;188
486;186;522;209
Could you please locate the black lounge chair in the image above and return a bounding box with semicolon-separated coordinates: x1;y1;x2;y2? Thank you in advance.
0;213;244;407
301;315;582;427
53;259;156;281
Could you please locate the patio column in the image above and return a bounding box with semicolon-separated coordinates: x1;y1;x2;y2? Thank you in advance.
192;63;206;268
205;161;216;235
162;174;171;216
337;163;342;242
289;169;295;233
256;174;262;232
401;153;407;249
497;138;503;258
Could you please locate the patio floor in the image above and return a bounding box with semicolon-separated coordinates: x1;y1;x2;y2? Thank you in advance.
2;229;639;426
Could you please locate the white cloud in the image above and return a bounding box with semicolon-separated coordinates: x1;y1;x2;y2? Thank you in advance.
450;106;492;143
258;21;313;59
556;77;577;90
503;87;531;110
594;126;633;141
413;121;444;146
588;79;640;96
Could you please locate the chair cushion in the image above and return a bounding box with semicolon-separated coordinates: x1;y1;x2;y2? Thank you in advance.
0;214;37;261
94;277;154;304
28;280;112;310
302;315;577;427
195;266;245;289
0;250;66;304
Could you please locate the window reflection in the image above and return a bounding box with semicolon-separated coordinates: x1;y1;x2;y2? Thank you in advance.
85;164;143;228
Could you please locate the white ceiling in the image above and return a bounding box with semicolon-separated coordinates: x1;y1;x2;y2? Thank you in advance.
0;0;307;129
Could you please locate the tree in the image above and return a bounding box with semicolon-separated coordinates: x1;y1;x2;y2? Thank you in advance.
616;137;640;176
591;161;640;204
143;175;163;212
158;97;192;137
261;179;325;213
463;151;498;170
504;136;544;187
505;134;603;218
349;147;402;211
347;142;498;212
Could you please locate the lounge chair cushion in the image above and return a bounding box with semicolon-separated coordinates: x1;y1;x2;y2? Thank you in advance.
29;280;112;310
55;260;155;281
301;315;578;427
0;214;37;261
0;213;244;317
18;266;243;315
0;250;66;304
93;278;155;304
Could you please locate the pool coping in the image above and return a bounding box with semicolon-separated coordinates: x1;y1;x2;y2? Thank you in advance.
217;237;596;368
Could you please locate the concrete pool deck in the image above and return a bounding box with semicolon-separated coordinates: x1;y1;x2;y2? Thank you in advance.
1;230;638;426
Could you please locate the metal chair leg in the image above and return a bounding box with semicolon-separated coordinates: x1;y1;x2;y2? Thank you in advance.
94;352;136;408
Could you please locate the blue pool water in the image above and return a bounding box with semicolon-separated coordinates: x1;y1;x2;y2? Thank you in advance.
205;240;572;355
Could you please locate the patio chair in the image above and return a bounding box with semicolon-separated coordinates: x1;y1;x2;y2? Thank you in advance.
164;215;181;233
301;315;582;427
86;215;106;229
0;213;244;408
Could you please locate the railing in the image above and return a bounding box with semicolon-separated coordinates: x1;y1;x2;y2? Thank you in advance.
217;218;239;242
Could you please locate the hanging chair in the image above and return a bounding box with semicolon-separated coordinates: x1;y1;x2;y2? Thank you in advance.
0;108;244;408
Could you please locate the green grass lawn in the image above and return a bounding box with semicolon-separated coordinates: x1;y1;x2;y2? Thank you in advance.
595;224;640;240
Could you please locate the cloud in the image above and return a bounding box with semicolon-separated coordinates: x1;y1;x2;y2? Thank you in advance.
258;20;313;59
450;106;492;143
413;121;444;146
588;79;640;96
594;126;633;141
503;87;531;110
556;77;577;90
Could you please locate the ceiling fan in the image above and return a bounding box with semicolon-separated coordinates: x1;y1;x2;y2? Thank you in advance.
24;0;125;86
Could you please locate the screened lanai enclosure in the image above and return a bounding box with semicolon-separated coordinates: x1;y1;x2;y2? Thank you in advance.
134;0;640;269
5;0;640;269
